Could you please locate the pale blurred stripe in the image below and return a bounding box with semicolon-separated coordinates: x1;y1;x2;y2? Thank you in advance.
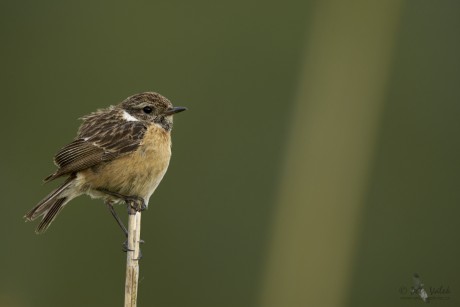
260;1;402;307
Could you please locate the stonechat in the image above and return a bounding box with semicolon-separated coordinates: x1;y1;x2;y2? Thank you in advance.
25;92;186;238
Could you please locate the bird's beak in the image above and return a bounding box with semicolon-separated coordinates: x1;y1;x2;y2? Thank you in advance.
163;106;187;116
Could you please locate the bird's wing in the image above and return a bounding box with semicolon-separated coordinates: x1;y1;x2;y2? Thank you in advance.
44;111;147;182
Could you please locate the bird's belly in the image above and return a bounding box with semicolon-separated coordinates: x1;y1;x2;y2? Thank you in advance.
80;127;172;205
112;152;169;196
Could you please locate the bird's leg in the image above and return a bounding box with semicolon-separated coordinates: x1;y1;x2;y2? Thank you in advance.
104;200;133;252
106;200;128;237
97;188;146;214
98;189;145;255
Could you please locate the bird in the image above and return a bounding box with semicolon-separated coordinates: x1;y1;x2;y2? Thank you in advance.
24;92;187;242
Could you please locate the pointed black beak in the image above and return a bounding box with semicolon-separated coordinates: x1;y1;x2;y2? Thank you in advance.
164;106;187;116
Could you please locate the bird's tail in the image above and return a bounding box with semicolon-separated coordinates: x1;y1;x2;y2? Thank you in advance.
24;176;76;233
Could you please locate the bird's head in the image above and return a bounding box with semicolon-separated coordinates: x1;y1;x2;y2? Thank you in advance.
120;92;187;131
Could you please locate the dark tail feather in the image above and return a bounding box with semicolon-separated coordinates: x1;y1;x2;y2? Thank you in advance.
24;176;75;233
36;197;68;233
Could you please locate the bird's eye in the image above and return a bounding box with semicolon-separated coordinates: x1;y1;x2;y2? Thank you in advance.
143;106;153;114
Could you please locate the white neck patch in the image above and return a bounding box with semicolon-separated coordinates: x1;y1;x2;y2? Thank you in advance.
122;110;139;122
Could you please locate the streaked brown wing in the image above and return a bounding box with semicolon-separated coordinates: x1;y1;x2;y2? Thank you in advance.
45;111;147;182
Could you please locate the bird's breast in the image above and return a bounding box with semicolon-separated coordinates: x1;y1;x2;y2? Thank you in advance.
83;124;172;204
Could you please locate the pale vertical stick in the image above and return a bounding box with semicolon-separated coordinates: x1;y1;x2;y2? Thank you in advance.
124;211;141;307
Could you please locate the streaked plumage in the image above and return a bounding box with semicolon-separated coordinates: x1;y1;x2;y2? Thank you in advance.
25;92;186;233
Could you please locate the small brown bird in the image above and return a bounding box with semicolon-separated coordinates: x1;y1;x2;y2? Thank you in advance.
25;92;186;238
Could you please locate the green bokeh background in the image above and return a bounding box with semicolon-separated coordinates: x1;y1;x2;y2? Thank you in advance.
0;1;459;307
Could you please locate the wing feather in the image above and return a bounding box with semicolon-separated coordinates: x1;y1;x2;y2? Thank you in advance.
45;109;147;182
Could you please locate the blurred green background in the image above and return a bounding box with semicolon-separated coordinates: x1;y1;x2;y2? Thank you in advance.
1;1;459;306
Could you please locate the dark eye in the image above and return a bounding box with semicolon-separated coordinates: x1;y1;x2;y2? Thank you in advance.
143;106;153;114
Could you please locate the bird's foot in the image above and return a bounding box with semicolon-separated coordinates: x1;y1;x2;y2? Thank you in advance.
125;196;146;215
97;188;146;214
122;239;144;260
122;240;133;252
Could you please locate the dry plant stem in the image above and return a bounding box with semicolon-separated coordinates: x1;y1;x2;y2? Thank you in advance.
124;208;142;307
